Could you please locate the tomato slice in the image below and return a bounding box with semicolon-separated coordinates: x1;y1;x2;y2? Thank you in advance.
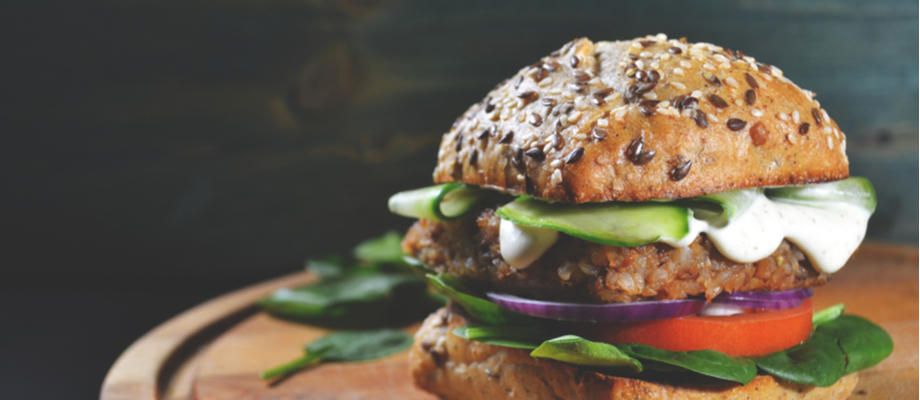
562;299;813;357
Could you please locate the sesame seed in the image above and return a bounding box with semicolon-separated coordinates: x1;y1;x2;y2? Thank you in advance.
792;110;800;124
744;73;759;89
514;75;523;89
752;108;763;117
636;60;645;69
538;77;553;87
614;107;628;123
670;81;687;90
761;73;773;81
822;109;830;124
566;147;585;164
787;133;797;145
727;118;747;131
708;113;720;122
660;53;671;61
551;169;563;185
713;54;728;63
543;142;554;154
703;63;716;71
597;118;609;127
651;61;661;69
567;111;582;123
640;51;653;58
827;136;833;149
734;99;744;107
630;41;642;49
719;62;732;70
573;132;587;140
779;113;788;121
680;60;692;69
725;77;739;87
643;92;658;100
673;67;685;76
655;33;667;41
605;92;623;104
690;90;702;98
550;159;563;167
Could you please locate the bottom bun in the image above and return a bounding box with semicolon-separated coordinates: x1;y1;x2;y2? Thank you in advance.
410;305;857;400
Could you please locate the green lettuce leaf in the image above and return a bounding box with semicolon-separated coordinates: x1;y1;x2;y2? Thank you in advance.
426;273;535;326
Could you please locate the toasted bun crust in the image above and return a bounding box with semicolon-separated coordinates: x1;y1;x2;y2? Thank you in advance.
433;35;849;202
410;306;858;400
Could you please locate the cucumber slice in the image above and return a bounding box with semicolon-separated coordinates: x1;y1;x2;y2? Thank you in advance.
766;177;876;212
683;188;761;226
388;183;489;221
496;199;691;247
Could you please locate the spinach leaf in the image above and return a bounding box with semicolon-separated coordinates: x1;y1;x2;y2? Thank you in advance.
261;273;438;328
452;325;548;349
812;303;845;327
353;231;407;266
260;329;413;380
531;335;642;373
753;332;845;387
615;343;757;385
403;255;437;275
426;273;535;326
304;254;350;278
816;315;893;374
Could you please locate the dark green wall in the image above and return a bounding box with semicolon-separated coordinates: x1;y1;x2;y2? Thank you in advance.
3;0;917;280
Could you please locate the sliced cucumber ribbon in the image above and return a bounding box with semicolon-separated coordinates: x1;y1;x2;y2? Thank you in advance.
766;177;877;212
388;178;876;246
497;200;692;247
387;183;490;221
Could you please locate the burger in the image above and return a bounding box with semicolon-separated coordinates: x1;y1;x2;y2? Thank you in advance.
387;35;892;399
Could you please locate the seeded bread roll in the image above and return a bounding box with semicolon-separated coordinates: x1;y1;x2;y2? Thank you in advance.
433;35;849;202
411;305;858;400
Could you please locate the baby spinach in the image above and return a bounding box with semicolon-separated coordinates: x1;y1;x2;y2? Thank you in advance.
426;273;535;326
452;325;547;349
753;331;845;387
531;335;642;373
260;329;414;380
815;315;893;374
812;303;845;327
352;231;408;266
261;232;444;328
616;343;757;385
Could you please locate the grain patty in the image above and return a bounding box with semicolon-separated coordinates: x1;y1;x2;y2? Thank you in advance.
403;205;830;303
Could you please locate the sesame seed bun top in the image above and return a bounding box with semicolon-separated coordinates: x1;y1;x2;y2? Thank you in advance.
432;35;849;202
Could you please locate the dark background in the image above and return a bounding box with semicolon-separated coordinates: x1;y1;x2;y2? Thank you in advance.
2;0;917;398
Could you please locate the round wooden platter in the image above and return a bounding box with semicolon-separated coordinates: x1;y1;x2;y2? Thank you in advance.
101;244;919;400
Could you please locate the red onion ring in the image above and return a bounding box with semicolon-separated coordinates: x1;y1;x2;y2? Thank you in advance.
709;298;803;310
485;292;705;322
717;288;813;302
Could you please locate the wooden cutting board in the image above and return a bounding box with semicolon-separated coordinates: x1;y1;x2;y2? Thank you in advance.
101;244;919;400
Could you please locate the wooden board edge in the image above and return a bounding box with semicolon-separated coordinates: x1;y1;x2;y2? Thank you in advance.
100;271;315;400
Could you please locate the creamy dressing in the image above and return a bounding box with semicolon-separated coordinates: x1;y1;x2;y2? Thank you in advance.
499;193;870;274
499;219;559;269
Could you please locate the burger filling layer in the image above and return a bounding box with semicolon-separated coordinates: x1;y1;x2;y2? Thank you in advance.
403;204;829;304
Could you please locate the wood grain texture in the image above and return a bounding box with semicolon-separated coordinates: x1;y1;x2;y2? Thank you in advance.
101;244;918;400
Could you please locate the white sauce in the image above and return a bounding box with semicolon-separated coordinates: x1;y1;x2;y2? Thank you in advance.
499;193;870;274
499;219;559;269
